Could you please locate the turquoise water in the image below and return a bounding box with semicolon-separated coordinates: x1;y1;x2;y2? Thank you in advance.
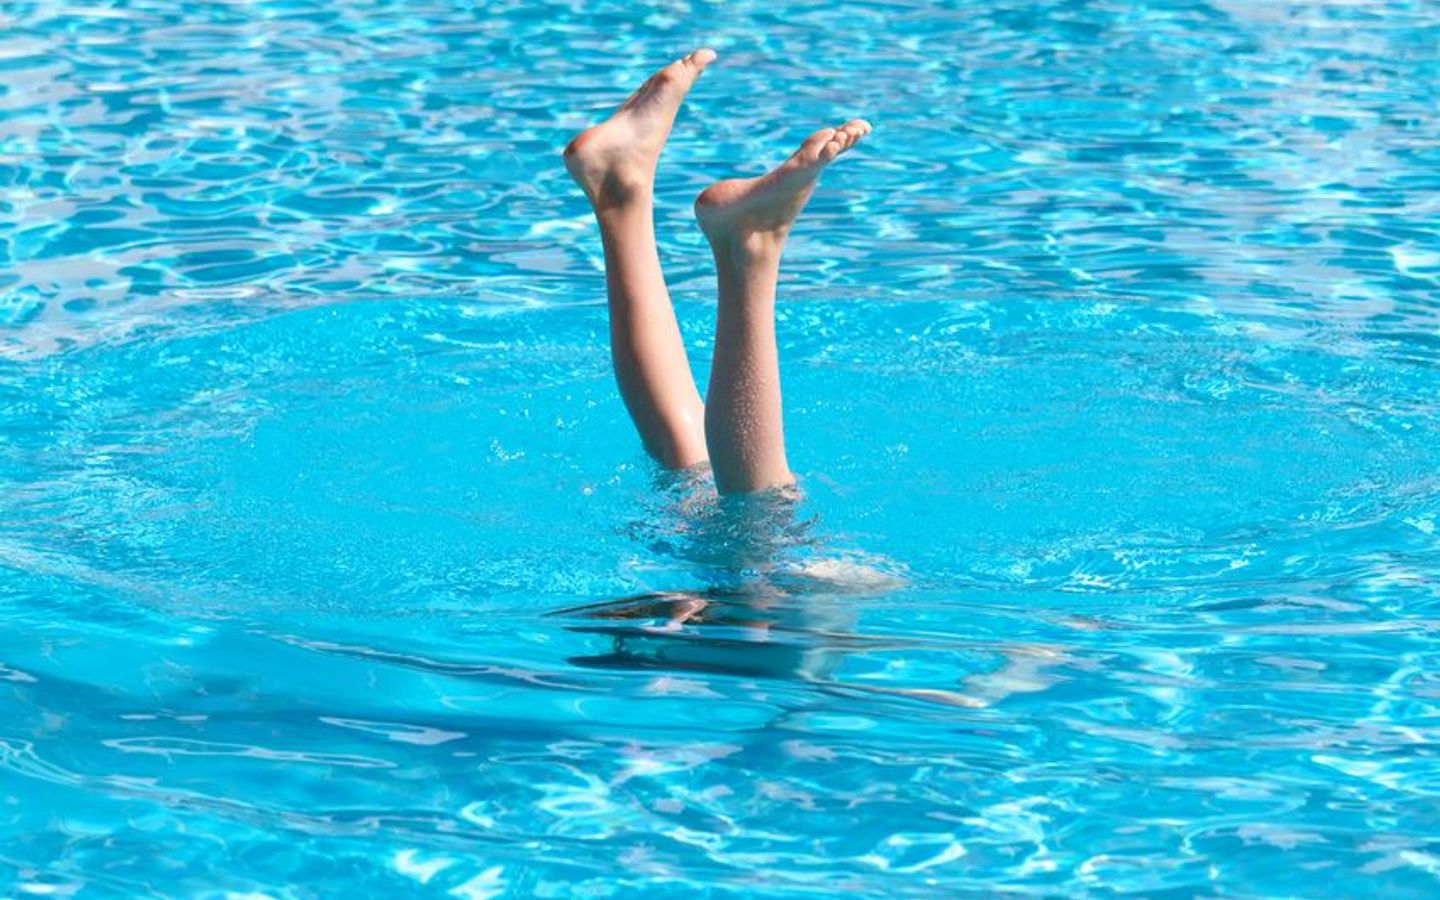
4;0;1440;894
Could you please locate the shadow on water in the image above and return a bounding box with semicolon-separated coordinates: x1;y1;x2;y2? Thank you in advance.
553;587;875;682
553;472;905;677
548;473;1066;709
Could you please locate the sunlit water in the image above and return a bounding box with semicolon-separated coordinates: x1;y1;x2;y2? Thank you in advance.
3;0;1440;895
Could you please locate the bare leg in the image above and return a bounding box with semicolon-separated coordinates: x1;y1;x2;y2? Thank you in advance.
563;49;717;469
694;120;872;494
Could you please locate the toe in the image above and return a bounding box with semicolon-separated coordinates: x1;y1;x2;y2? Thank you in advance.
838;120;868;147
839;119;872;149
655;60;690;87
670;48;716;84
685;48;718;70
803;127;837;149
796;128;838;164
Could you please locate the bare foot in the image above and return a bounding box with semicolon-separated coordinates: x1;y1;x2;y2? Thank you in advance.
563;49;718;208
694;119;871;257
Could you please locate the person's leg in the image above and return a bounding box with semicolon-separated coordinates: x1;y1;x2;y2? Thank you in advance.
694;120;871;494
563;49;717;469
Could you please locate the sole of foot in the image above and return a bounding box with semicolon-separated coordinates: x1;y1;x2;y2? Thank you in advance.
694;119;872;256
563;48;718;208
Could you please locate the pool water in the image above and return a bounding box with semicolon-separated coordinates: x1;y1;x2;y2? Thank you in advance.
4;0;1440;895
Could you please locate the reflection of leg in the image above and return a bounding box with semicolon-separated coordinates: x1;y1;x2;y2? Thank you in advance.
695;121;871;493
556;586;815;679
657;594;709;632
563;50;717;468
856;645;1068;708
960;645;1066;705
810;644;1066;710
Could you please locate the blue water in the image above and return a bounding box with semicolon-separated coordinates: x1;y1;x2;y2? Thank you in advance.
3;0;1440;895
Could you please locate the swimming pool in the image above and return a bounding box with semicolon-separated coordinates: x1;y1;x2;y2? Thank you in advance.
3;0;1439;894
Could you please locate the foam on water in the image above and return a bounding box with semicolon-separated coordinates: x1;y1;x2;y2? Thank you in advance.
2;0;1439;895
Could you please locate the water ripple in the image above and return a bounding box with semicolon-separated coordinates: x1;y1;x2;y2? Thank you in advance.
2;0;1440;896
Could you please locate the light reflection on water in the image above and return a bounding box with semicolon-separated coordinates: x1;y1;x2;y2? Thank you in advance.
2;0;1439;896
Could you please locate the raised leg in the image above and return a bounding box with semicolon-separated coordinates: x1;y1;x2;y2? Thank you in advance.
563;49;717;469
694;120;872;494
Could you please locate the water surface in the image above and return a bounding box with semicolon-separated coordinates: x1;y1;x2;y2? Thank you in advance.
3;0;1440;895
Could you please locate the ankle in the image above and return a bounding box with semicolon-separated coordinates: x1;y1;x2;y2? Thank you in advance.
710;228;787;266
583;167;654;212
